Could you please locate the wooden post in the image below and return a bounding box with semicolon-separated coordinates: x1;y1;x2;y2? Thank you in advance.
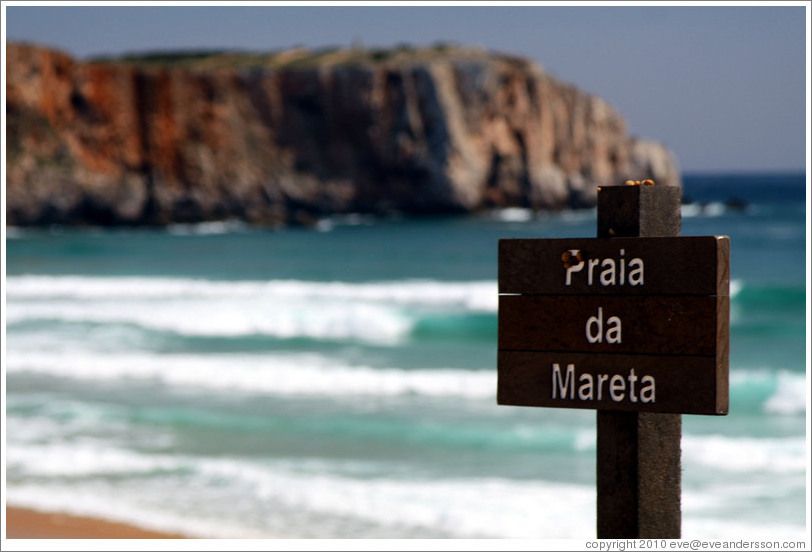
596;184;682;538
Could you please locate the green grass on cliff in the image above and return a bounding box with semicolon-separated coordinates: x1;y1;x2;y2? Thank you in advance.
91;42;490;70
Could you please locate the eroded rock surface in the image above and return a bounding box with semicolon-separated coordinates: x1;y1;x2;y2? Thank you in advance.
6;43;681;226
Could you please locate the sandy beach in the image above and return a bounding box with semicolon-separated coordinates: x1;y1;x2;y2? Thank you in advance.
5;506;186;539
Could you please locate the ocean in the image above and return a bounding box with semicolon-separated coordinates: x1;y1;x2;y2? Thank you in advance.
4;173;808;540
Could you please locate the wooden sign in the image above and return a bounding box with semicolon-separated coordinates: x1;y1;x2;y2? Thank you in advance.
505;183;731;539
499;236;729;295
497;235;730;415
498;351;726;415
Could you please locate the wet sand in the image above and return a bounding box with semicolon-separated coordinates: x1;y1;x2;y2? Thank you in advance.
5;506;187;539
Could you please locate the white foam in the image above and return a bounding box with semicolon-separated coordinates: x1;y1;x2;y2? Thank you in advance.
158;456;596;538
5;400;137;444
6;431;594;538
5;349;496;399
681;477;808;539
682;434;807;473
257;471;594;538
5;275;498;310
573;430;596;452
731;369;807;415
681;202;730;218
729;278;743;298
763;370;808;415
6;294;414;345
166;219;249;235
703;202;726;216
7;441;184;477
681;203;704;218
683;516;807;540
490;208;534;222
6;414;806;539
316;213;377;231
6;276;498;344
9;448;805;539
5;226;26;238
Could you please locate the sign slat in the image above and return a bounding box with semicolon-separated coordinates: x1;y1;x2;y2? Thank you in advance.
497;350;728;415
499;236;729;296
499;295;728;357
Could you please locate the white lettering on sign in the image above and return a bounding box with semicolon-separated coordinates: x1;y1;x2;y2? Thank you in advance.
585;307;622;344
562;250;583;285
563;249;644;287
551;363;655;403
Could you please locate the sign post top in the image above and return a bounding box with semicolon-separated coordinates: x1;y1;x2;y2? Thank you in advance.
597;184;682;238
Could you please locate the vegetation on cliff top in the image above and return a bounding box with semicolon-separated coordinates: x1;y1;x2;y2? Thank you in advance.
90;42;523;70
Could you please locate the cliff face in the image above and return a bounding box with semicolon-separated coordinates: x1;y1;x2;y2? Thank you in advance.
6;43;681;227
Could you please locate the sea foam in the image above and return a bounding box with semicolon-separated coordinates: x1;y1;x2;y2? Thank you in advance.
6;448;597;538
6;275;498;344
682;435;807;474
7;445;806;539
5;275;498;309
5;349;496;399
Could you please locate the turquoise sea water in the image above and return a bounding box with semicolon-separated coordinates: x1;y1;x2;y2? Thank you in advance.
4;174;808;539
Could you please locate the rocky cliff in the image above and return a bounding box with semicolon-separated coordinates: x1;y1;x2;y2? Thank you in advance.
6;42;681;227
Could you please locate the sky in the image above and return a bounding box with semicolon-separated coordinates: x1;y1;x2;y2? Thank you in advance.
3;2;809;174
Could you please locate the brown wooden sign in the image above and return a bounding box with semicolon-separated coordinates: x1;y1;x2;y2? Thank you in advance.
497;235;730;415
499;236;729;296
499;295;729;356
498;351;728;415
